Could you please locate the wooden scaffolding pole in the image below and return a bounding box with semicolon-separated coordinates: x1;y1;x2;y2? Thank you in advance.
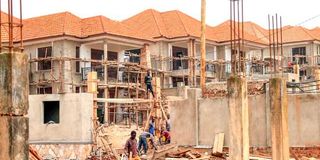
103;41;109;124
200;0;206;95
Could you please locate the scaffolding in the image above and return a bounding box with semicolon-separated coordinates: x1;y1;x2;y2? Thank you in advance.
28;52;320;96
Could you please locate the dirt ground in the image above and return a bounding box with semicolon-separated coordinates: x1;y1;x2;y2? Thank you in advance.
163;146;320;159
98;125;320;159
103;125;144;149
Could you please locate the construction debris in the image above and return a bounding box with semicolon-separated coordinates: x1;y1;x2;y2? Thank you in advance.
29;146;43;160
165;149;201;159
212;133;225;154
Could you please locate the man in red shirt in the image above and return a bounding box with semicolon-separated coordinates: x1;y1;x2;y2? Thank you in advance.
124;131;140;160
161;130;171;144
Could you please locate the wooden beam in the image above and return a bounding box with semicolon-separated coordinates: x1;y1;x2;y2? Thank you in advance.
200;0;206;95
95;98;153;104
103;41;109;124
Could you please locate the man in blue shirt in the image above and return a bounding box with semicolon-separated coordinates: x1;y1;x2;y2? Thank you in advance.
148;117;155;136
138;131;157;154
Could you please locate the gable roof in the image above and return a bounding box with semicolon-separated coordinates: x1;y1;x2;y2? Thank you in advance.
81;15;150;40
23;12;82;41
281;26;317;43
123;9;219;41
209;20;268;45
122;9;168;39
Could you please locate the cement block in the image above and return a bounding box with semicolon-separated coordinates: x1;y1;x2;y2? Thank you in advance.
0;52;29;115
0;116;29;160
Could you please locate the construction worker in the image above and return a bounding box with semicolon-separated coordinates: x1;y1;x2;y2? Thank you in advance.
138;131;157;154
124;131;140;160
166;115;171;132
160;130;171;144
148;117;155;136
145;71;154;97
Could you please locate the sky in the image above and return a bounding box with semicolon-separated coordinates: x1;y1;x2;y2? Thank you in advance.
3;0;320;29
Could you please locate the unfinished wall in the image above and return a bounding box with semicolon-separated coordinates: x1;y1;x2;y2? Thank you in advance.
28;93;93;143
288;94;320;146
170;88;320;147
169;88;201;146
25;40;82;94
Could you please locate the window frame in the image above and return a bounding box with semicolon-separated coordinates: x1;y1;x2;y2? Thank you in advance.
76;46;80;73
37;46;53;71
43;101;60;124
292;47;306;65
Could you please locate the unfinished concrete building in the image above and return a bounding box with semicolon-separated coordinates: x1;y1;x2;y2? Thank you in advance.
1;7;320;159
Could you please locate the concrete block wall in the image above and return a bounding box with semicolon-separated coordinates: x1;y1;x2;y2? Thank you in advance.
169;88;201;146
170;88;320;147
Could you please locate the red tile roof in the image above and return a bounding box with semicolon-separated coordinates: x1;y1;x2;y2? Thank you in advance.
123;9;218;41
1;9;320;45
2;11;152;42
1;11;21;42
81;15;149;40
280;26;317;43
311;27;320;40
22;12;81;41
208;20;268;44
123;9;271;44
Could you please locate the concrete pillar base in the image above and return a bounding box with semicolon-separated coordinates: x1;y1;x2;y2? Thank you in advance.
269;77;290;160
227;76;249;160
0;116;29;159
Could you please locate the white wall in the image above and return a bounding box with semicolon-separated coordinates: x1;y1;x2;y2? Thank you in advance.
28;93;93;143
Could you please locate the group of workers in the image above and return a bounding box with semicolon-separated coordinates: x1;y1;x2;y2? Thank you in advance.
124;116;171;160
123;71;171;159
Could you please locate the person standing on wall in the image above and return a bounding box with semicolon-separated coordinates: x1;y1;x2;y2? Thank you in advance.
145;70;155;98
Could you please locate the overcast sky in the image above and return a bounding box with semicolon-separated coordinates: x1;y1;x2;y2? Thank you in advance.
4;0;320;29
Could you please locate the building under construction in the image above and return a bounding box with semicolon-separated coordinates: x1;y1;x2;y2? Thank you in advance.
1;0;320;159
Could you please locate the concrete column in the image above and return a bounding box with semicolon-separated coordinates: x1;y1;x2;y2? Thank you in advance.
63;41;73;93
80;44;91;68
140;44;151;96
227;76;249;160
269;78;290;160
217;46;226;81
168;43;173;71
118;50;125;82
141;44;151;68
0;52;29;159
103;41;109;124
